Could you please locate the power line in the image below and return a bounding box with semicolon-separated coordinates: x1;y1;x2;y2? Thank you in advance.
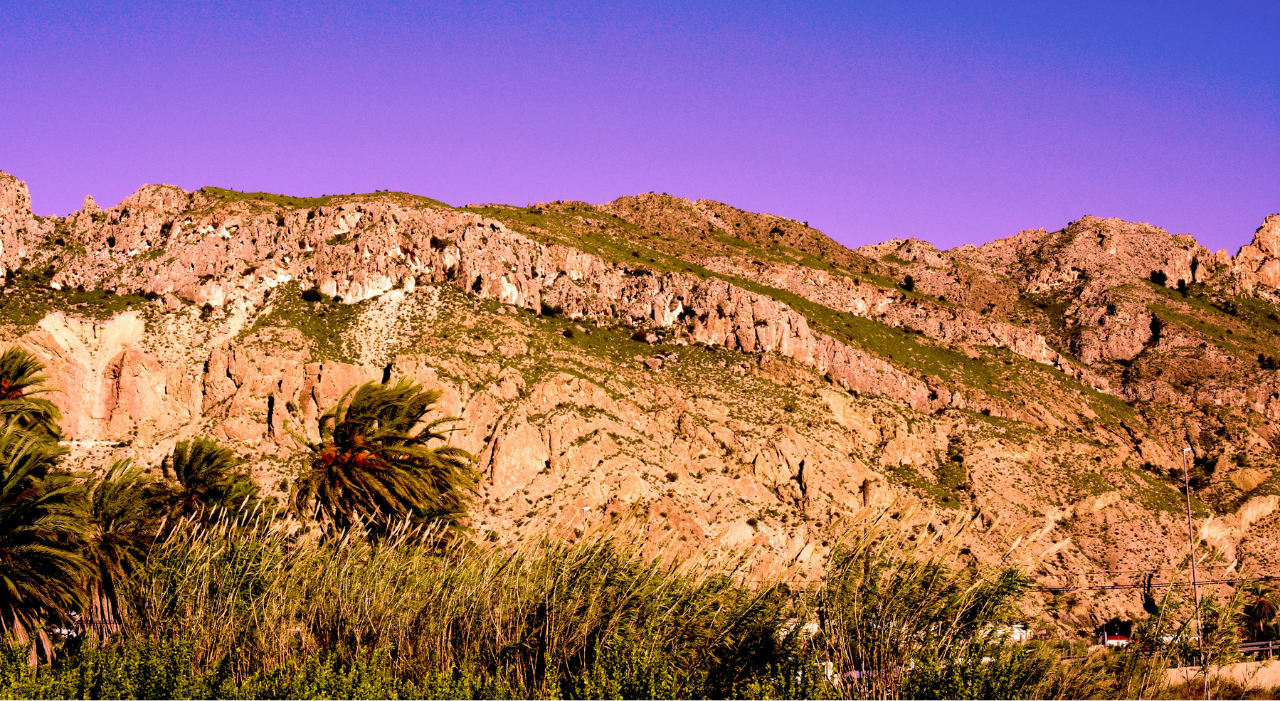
1036;564;1241;576
1035;574;1280;593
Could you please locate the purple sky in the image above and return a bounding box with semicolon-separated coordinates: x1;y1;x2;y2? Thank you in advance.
2;1;1277;252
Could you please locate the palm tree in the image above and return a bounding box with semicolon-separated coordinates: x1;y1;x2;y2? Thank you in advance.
0;426;87;662
292;379;477;535
83;460;168;638
161;437;261;518
1242;584;1280;642
0;347;62;440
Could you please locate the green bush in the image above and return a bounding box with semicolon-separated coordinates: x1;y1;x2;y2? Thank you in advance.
0;640;440;700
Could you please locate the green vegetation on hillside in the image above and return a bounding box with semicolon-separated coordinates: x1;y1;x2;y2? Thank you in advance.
0;266;154;326
0;266;1270;699
196;187;454;214
465;200;1097;419
197;187;335;210
464;200;899;290
242;282;368;362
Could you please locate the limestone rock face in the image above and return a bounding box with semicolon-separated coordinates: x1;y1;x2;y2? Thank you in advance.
0;174;37;240
956;216;1212;293
1232;214;1280;291
1198;495;1280;563
0;173;52;275
696;255;1110;392
6;169;1280;619
0;179;930;414
1072;299;1158;364
16;312;197;442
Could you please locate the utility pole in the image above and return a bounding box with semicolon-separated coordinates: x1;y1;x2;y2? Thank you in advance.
1182;446;1209;701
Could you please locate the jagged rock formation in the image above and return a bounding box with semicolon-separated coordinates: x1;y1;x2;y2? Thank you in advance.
1233;214;1280;293
2;171;1280;634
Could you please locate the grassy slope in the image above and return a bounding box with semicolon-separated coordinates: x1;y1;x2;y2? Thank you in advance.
457;200;1200;520
464;200;1136;429
0;265;154;326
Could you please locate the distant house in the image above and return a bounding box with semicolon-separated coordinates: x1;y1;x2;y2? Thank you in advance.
1098;617;1132;648
1101;634;1130;647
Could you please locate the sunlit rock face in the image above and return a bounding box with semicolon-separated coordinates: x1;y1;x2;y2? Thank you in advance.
3;169;1280;623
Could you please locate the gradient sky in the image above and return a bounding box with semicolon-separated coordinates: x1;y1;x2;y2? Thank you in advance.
2;1;1277;252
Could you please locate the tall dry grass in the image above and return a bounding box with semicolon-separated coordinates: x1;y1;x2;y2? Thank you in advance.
816;504;1107;699
16;500;1243;699
113;506;813;698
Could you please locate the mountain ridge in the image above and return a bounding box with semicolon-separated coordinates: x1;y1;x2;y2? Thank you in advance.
3;168;1280;637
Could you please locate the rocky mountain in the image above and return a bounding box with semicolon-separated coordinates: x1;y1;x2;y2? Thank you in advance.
2;170;1279;637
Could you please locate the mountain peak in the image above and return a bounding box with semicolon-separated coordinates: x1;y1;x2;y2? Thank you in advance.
1230;213;1280;290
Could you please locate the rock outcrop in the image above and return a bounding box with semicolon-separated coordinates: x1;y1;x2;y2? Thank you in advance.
0;173;52;275
1232;214;1280;292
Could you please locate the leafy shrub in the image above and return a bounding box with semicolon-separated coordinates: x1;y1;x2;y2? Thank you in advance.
0;639;437;700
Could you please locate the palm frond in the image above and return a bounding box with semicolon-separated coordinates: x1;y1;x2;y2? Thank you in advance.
0;347;62;440
162;438;263;518
0;425;88;661
83;459;168;638
294;378;477;537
